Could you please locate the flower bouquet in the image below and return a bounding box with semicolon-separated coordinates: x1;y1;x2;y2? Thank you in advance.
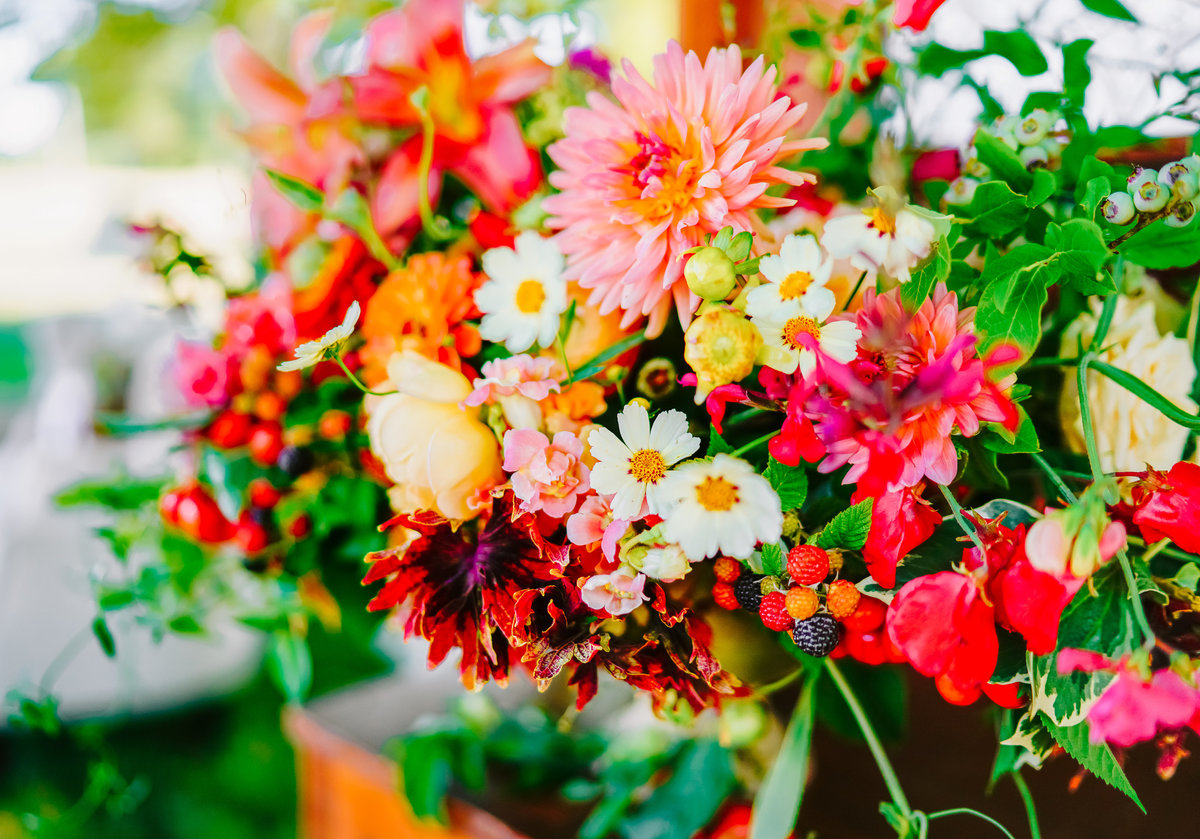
60;0;1200;836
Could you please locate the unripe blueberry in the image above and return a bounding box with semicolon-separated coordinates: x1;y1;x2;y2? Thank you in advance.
945;177;978;206
1019;144;1049;169
1127;167;1158;192
684;247;738;301
1133;177;1170;213
1100;192;1135;225
1160;161;1199;201
1015;109;1052;145
993;115;1020;150
1165;200;1198;229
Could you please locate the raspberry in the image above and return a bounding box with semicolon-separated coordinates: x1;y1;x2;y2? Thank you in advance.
785;586;819;621
842;596;887;633
758;592;794;632
792;615;840;657
733;573;765;611
787;545;830;585
827;580;861;620
713;556;742;583
713;582;740;611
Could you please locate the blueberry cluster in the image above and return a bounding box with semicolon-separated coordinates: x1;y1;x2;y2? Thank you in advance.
1101;156;1200;230
947;109;1065;206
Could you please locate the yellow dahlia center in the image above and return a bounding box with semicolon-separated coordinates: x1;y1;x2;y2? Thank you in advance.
629;448;667;484
779;271;815;300
515;279;546;314
695;476;739;512
620;131;703;223
782;316;821;351
866;206;897;236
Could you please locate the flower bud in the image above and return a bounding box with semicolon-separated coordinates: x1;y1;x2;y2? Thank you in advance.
1133;177;1170;213
1019;144;1049;169
635;358;678;400
1165;200;1198;229
683;306;762;404
1100;192;1136;225
1015;109;1052;145
685;247;738;301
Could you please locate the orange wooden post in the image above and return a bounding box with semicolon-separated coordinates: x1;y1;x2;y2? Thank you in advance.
680;0;765;54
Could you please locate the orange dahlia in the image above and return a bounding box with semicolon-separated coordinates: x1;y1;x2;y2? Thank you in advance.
359;252;482;384
544;42;826;336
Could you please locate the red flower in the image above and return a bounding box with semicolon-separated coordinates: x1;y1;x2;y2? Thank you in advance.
892;0;949;31
1131;462;1200;554
854;484;941;589
911;148;961;184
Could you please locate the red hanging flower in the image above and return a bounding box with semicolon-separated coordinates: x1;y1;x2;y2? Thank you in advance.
1131;462;1200;554
854;484;941;589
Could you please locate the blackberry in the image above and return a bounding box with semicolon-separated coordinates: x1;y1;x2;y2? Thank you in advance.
792;615;840;657
278;445;314;478
733;573;766;612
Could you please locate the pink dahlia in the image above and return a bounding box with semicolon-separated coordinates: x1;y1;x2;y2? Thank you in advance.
544;42;826;336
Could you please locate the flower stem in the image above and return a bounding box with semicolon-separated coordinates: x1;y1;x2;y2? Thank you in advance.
925;808;1016;839
755;667;803;696
411;88;455;243
937;483;985;553
731;430;778;458
1011;771;1042;839
826;658;913;822
332;353;397;397
1029;452;1077;504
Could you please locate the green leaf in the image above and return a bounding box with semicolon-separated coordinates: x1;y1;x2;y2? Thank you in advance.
760;543;785;577
814;499;873;550
975;250;1053;363
1027;169;1057;207
97;586;136;611
267;631;312;703
92;616;116;658
765;458;808;511
974;130;1033;192
919;30;1048;78
750;681;816;839
1040;714;1143;811
981;406;1041;454
1046;219;1113;295
727;231;754;263
900;236;950;310
1118;221;1200;270
93;411;210;436
394;731;456;823
619;740;735;839
263;168;324;212
573;332;645;381
707;431;735;457
1079;0;1136;21
963;181;1030;236
1062;40;1094;106
1029;652;1112;726
56;476;165;510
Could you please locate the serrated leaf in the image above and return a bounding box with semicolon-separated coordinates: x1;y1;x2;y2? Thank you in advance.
707;431;735;457
900;236;950;310
1029;652;1112;726
765;458;808;511
750;681;816;839
814;499;873;550
1040;713;1143;811
760;543;785;576
974;130;1033;192
963;181;1030;236
264;168;324;212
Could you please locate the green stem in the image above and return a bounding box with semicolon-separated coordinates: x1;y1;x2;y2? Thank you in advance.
1075;355;1106;486
1011;771;1042;839
937;483;985;553
332;353;397;397
411;89;455;243
1029;452;1077;504
755;667;803;696
732;430;778;458
925;808;1016;839
826;659;912;820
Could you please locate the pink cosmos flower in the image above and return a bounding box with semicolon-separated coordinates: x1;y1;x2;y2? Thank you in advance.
580;572;648;617
566;495;629;563
173;341;234;408
503;429;590;519
463;355;562;406
1058;649;1200;748
544;42;826;336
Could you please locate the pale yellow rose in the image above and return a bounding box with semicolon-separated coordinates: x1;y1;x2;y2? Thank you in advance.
1060;294;1196;472
366;351;503;520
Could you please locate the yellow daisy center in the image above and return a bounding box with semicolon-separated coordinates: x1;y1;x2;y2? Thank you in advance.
628;448;667;484
695;476;739;512
865;206;897;236
515;279;546;314
782;316;821;351
778;270;815;300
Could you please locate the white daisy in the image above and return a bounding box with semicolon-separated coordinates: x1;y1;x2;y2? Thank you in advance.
587;403;701;520
476;231;568;353
753;311;862;378
822;187;949;284
745;234;836;321
660;454;783;561
277;300;360;372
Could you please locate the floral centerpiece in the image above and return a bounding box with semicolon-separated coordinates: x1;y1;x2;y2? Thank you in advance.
55;0;1200;836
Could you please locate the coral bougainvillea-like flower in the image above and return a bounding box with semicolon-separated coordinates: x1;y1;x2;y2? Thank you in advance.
1130;462;1200;554
588;403;701;519
363;496;568;689
477;232;569;353
173;341;235;409
544;42;826;336
660;454;784;560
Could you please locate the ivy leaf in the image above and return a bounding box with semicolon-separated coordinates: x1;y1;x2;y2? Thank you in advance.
814;499;873;550
263;168;324;212
765;458;808;511
1046;220;1114;295
974;130;1033;192
1079;0;1136;22
1040;714;1144;811
1118;221;1200;270
750;681;816;839
963;181;1030;236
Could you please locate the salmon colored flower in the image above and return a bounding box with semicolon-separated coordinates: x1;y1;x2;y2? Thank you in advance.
359;252;482;384
544;42;826;336
173;341;235;408
503;428;590;519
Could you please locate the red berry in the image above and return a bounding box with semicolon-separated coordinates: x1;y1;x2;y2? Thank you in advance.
827;579;861;620
207;410;251;449
175;486;233;543
787;545;829;585
288;514;312;539
318;409;353;440
253;391;287;422
759;591;794;632
844;630;887;666
713;582;740;611
234;514;270;554
842;595;887;633
158;486;186;525
248;478;282;509
248;422;285;466
713;556;742;583
784;586;819;621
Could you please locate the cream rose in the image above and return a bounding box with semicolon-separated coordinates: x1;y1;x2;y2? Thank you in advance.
366;351;503;520
1059;293;1197;472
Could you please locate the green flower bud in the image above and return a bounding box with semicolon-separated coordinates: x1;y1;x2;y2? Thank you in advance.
685;247;738;301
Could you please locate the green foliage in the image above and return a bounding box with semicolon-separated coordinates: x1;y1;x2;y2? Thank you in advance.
1045;220;1113;294
919;31;1048;78
760;543;786;576
962;181;1030;237
750;681;816;839
973;130;1034;192
1079;0;1137;21
814;498;873;550
56;476;166;511
707;431;735;457
900;236;951;310
263;169;324;213
574;332;646;381
765;458;808;511
1041;714;1143;811
265;631;312;704
1117;222;1200;269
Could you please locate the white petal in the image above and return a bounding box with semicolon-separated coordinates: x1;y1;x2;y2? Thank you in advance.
648;409;690;452
481;245;520;282
617;402;652;450
610;482;647;520
801;287;837;320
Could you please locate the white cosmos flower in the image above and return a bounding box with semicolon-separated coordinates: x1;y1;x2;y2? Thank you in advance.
476;231;568;353
753;311;861;378
822;187;950;284
277;300;360;372
587;403;701;520
660;454;783;561
746;234;835;321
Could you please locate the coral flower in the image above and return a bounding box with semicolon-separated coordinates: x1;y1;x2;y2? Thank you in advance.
544;42;827;336
503;428;591;519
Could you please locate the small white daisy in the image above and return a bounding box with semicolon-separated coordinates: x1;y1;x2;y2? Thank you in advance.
754;311;862;378
660;454;783;561
476;231;568;353
277;300;360;372
587;403;701;520
745;234;836;321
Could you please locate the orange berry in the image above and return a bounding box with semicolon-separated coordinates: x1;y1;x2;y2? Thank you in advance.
253;391;287;422
713;582;739;610
827;579;861;620
713;556;742;583
318;409;353;440
274;370;303;400
785;586;819;621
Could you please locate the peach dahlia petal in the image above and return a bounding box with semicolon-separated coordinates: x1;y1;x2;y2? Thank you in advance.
544;42;826;337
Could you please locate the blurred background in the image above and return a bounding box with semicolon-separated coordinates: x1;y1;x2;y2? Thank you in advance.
0;0;1197;837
